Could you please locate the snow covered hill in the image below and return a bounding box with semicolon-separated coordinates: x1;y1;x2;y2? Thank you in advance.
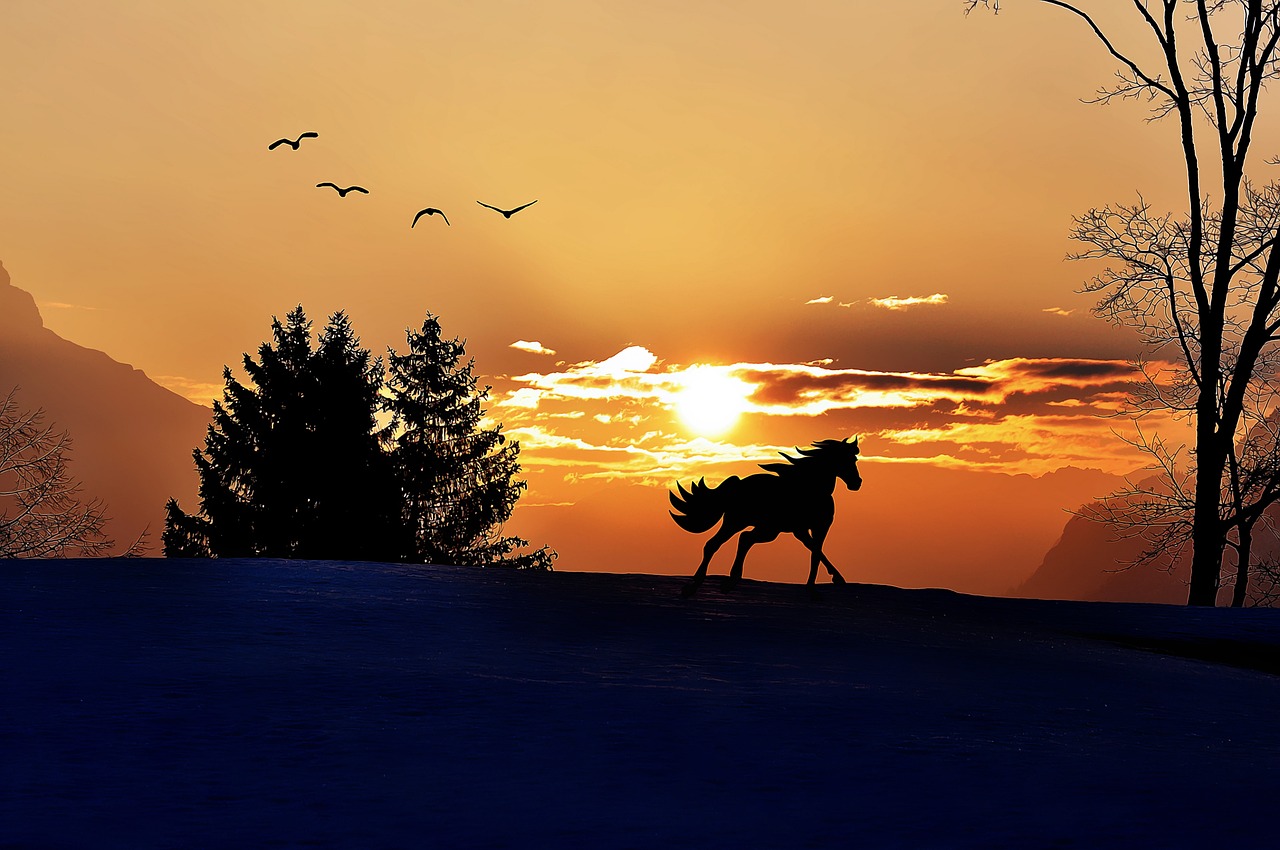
4;559;1280;848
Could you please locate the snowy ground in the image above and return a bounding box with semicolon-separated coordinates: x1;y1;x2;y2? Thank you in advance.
4;559;1280;849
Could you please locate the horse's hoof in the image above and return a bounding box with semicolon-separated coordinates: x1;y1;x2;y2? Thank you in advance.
830;573;846;585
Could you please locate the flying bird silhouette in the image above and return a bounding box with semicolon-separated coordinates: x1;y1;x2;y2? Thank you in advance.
267;132;318;151
316;183;369;197
412;208;450;227
476;200;538;218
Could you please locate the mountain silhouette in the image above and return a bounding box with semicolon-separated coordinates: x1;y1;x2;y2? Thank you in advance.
1017;476;1280;605
1014;490;1189;604
0;261;210;553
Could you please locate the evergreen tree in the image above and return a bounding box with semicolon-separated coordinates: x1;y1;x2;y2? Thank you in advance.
164;307;404;560
385;314;553;569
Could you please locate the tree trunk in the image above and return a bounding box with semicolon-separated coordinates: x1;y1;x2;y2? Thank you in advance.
1231;523;1252;609
1188;413;1225;606
1189;511;1223;605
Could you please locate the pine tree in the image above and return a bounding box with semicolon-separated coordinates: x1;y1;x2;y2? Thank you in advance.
164;307;404;560
385;314;553;569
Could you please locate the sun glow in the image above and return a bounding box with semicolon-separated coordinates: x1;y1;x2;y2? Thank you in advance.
675;366;755;436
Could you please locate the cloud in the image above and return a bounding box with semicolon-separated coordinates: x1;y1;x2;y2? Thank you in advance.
498;348;1144;419
868;293;949;310
594;346;658;375
503;401;1174;480
736;365;989;415
489;344;1163;476
1042;307;1074;317
955;358;1136;391
504;423;800;481
874;409;1187;473
510;340;557;355
39;301;99;312
501;387;546;409
498;346;671;410
805;296;834;305
736;357;1140;417
151;376;221;407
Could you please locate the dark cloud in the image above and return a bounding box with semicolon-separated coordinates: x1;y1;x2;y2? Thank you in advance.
970;358;1135;383
740;368;994;407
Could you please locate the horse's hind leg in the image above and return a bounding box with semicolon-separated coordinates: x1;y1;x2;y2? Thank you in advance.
720;527;779;592
682;523;741;597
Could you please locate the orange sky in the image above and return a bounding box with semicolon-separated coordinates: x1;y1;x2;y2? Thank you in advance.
4;1;1240;585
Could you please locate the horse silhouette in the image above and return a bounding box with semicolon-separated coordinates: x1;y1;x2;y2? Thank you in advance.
670;437;862;596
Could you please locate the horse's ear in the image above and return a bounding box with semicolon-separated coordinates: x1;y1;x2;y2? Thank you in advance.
849;436;859;452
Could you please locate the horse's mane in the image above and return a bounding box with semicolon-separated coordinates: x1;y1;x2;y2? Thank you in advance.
758;438;858;477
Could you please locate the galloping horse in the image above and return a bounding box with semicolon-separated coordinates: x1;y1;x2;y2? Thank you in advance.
670;437;862;596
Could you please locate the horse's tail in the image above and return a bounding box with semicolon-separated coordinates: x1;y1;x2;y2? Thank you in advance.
669;476;740;534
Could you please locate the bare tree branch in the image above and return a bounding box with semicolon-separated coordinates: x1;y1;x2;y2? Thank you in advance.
0;388;114;558
968;0;1280;604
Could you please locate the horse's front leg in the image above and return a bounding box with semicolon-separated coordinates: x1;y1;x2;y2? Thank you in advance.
821;550;846;584
795;526;845;586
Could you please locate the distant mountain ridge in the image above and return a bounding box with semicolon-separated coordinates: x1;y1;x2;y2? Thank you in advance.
1018;485;1280;606
1014;496;1190;604
0;260;210;553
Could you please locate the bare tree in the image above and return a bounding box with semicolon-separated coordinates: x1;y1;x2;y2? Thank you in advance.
0;388;114;558
969;1;1280;605
1246;550;1280;604
1220;377;1280;602
1080;398;1280;606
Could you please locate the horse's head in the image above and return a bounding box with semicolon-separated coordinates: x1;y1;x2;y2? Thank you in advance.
800;437;862;491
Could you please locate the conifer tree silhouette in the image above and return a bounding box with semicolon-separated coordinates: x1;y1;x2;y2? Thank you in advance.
385;314;553;569
164;307;551;568
164;307;404;560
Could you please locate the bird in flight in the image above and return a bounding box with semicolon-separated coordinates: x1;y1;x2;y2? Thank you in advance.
316;183;369;197
412;208;450;227
268;132;318;151
476;200;538;218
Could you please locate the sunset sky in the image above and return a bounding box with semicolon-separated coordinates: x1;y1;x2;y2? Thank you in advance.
5;1;1241;584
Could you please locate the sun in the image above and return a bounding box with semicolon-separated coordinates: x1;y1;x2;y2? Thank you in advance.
675;366;754;436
